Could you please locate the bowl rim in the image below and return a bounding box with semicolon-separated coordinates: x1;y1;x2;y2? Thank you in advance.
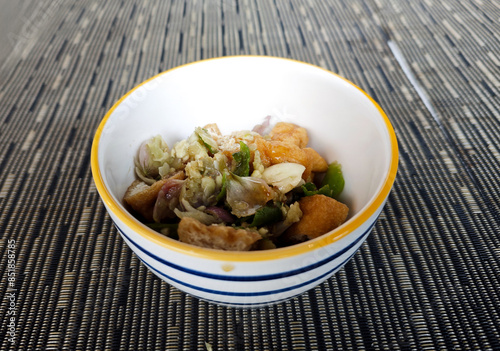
90;55;399;262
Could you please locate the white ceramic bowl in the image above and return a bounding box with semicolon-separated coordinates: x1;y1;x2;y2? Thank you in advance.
91;56;398;307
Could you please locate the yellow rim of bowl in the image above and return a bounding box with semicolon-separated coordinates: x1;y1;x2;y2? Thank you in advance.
90;55;399;262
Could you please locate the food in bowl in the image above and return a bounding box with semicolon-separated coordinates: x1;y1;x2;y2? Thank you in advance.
123;120;349;251
91;56;398;307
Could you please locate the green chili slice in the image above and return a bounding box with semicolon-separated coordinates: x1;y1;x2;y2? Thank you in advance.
232;141;251;177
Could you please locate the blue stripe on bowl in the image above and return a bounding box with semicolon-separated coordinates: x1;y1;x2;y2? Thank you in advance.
132;241;358;297
115;220;375;282
130;237;359;301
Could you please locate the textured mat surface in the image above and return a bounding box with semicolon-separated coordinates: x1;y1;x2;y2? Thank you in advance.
1;0;499;350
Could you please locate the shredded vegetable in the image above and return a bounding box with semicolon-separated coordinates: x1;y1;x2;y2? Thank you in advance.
123;120;349;251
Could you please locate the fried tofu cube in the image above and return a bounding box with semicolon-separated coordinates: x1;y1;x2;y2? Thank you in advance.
124;172;184;221
254;138;313;180
303;147;328;173
123;178;170;222
254;124;328;181
269;122;309;148
283;195;349;243
255;138;308;165
178;217;261;251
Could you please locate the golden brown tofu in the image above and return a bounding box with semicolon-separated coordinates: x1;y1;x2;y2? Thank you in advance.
253;126;328;181
303;147;328;173
123;179;169;222
269;122;309;148
254;138;313;180
123;172;184;221
283;195;349;243
178;217;262;251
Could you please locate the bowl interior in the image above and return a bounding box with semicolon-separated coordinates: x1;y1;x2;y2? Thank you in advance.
97;56;395;240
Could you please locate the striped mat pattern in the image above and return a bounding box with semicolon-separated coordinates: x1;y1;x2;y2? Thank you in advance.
1;0;499;349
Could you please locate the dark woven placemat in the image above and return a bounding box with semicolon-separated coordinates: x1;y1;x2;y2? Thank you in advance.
1;0;499;350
